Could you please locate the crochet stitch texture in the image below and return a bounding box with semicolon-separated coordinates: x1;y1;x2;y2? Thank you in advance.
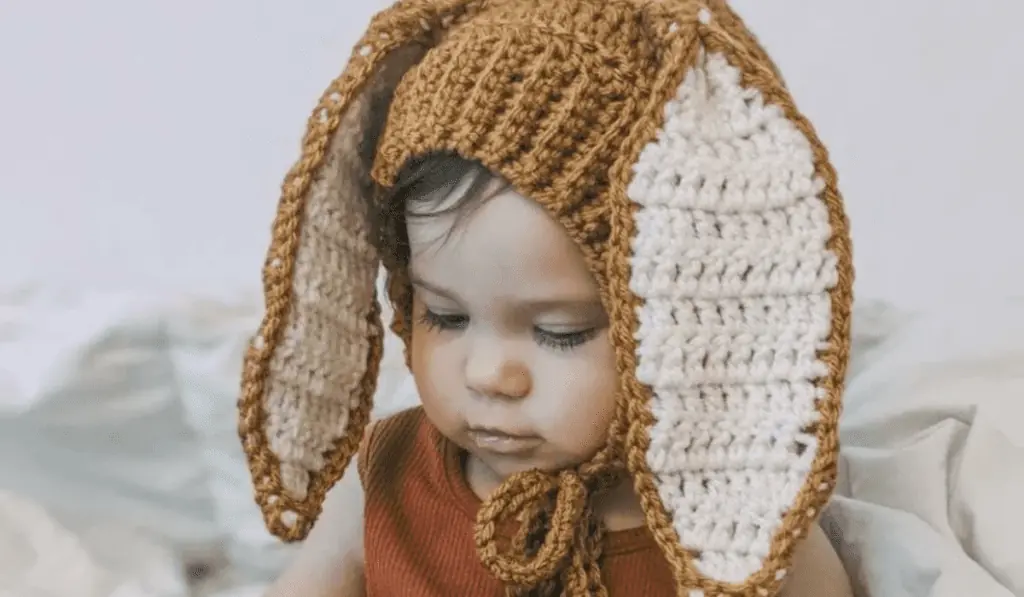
237;1;854;596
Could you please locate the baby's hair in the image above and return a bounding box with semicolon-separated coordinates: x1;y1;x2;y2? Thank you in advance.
368;150;510;328
369;150;508;273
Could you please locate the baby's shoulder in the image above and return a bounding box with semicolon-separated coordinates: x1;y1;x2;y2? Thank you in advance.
357;406;431;485
364;405;426;450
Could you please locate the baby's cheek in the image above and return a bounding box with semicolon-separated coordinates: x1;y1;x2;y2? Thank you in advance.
410;328;454;415
535;362;617;459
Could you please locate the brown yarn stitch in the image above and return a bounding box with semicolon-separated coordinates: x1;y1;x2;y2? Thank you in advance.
368;3;700;594
239;1;854;596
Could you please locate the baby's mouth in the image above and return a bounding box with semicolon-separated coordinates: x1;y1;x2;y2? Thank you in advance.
466;427;543;455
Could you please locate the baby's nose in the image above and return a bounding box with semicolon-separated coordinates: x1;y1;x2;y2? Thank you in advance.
464;343;532;400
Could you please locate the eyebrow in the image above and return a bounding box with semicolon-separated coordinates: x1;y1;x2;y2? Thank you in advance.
408;273;603;311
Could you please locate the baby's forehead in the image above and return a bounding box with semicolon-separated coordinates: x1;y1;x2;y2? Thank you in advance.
407;188;599;299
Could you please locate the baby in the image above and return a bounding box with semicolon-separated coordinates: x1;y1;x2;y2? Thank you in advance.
240;1;856;596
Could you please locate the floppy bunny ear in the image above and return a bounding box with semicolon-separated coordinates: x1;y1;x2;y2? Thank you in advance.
618;1;853;595
237;0;483;542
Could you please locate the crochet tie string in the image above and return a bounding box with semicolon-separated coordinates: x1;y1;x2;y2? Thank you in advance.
475;467;615;596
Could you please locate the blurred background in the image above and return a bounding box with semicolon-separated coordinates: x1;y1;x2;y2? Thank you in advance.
3;0;1023;306
1;1;1022;596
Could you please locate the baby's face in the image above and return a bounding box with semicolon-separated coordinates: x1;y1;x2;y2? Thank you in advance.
406;178;617;484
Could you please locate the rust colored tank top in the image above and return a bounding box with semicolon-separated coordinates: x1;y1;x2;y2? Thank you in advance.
357;407;676;596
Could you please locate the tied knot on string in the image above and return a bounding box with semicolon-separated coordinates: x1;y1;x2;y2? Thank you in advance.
474;466;623;596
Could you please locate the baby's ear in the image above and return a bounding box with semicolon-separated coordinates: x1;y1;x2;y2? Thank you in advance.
237;0;479;542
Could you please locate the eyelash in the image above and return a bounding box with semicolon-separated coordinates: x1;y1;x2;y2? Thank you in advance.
417;309;597;351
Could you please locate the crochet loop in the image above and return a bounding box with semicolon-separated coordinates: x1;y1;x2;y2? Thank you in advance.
475;469;587;585
474;465;622;596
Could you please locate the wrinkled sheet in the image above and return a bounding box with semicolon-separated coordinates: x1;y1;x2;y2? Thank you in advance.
826;301;1024;597
0;489;190;597
0;285;422;595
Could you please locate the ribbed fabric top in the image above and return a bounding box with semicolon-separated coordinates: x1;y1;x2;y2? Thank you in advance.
357;407;676;595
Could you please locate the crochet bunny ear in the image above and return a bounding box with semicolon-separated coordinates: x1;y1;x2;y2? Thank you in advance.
237;0;480;541
620;1;853;595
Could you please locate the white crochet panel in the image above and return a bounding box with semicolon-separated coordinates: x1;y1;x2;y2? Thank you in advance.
262;78;379;501
627;52;838;583
261;48;423;501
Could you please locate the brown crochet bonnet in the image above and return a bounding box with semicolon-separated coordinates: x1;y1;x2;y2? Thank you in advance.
238;1;854;595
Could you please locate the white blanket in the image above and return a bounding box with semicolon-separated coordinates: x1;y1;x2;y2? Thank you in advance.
0;490;190;597
827;301;1024;596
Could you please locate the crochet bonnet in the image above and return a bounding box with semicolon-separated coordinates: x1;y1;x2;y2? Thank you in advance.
238;0;854;595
